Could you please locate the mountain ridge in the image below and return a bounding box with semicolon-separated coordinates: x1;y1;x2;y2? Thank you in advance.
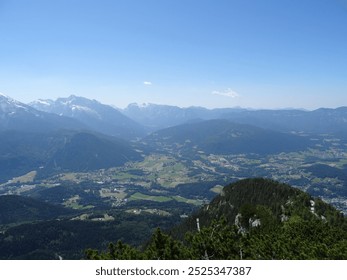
0;94;87;133
30;95;146;139
2;92;344;137
122;102;347;135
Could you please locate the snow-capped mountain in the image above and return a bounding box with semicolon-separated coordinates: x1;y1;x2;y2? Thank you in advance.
0;94;144;181
30;95;102;119
0;93;85;132
30;95;146;139
0;92;39;116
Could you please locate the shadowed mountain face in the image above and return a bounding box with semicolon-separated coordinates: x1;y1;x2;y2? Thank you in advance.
0;130;142;181
43;132;142;174
144;119;312;155
30;95;146;139
0;195;73;225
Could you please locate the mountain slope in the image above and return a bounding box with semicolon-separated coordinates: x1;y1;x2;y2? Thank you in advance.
0;195;72;225
0;94;143;181
184;178;345;229
171;178;347;260
87;178;347;260
144;119;311;155
0;131;55;181
30;95;146;139
43;132;142;175
0;130;142;182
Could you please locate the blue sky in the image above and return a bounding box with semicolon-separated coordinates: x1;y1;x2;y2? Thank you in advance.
0;0;346;109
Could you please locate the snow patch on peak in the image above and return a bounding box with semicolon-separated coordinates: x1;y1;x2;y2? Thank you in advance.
71;105;91;112
70;105;101;119
35;99;53;106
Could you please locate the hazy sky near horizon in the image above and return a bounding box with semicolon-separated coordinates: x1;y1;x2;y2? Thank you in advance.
0;0;347;109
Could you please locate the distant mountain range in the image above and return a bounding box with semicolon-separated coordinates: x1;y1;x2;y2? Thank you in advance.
24;94;347;139
1;93;346;138
0;93;346;181
123;103;347;137
122;102;245;131
221;107;347;136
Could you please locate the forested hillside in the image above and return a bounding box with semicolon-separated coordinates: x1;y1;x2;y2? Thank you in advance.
87;178;347;260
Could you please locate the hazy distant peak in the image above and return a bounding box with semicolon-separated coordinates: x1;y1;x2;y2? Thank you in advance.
0;92;9;98
0;92;16;103
57;95;91;104
0;93;35;114
138;102;150;108
29;95;146;139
